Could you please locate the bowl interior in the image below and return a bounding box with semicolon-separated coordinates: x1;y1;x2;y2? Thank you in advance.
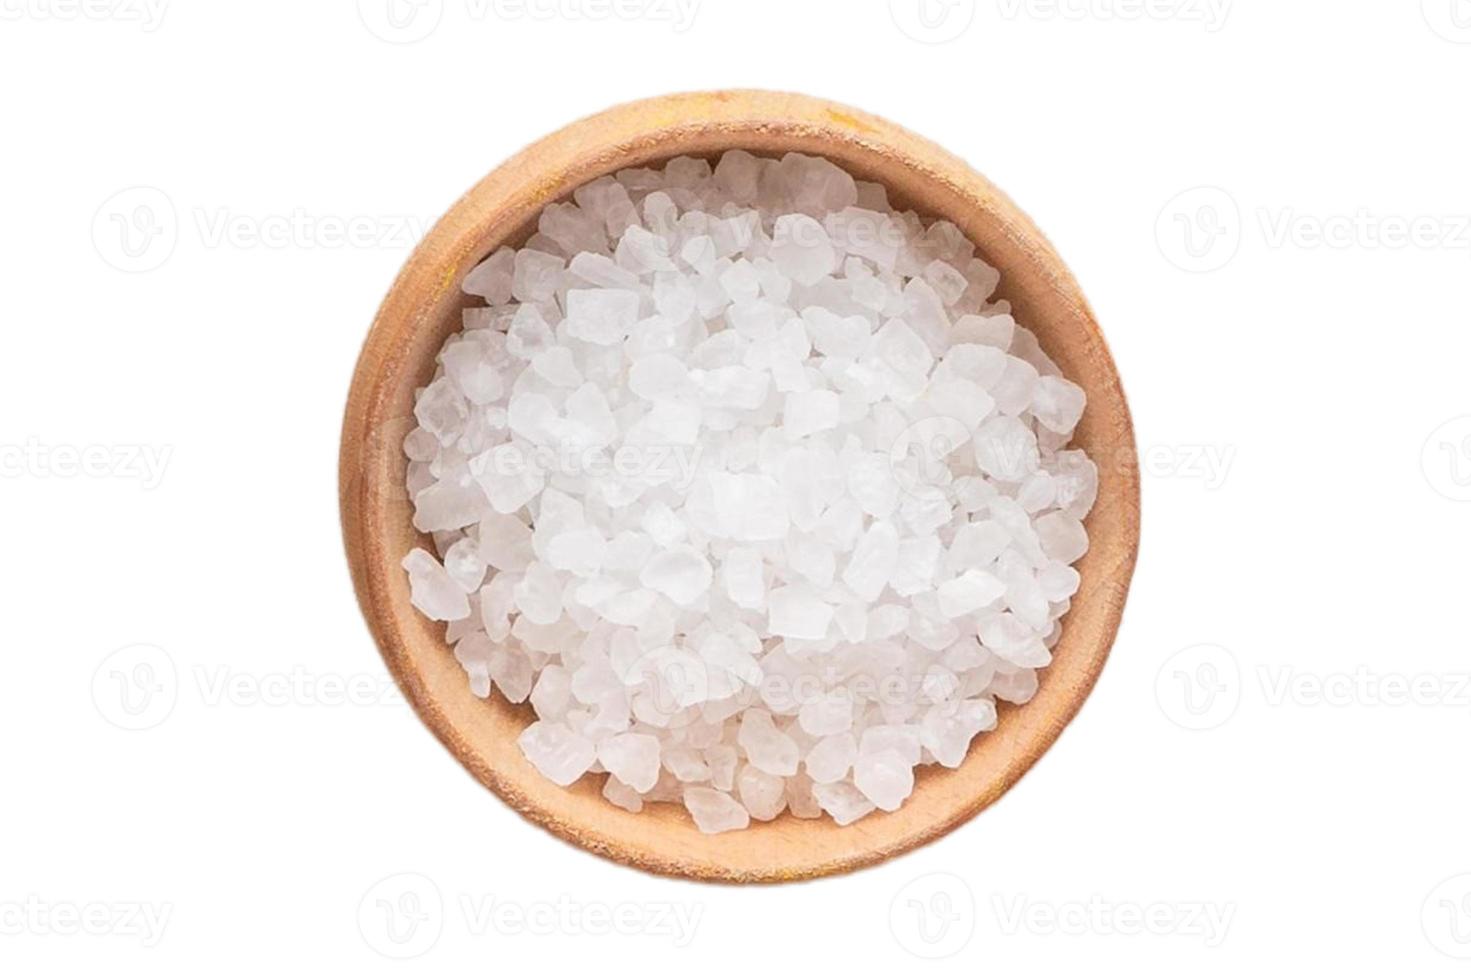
341;92;1139;883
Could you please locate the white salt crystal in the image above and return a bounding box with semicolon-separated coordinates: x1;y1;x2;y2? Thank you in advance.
842;520;900;601
736;765;787;821
798;690;853;737
513;562;563;625
628;353;689;401
974;415;1040;482
770;214;837;285
544;526;606;578
413;481;487;533
937;568;1007;618
566;288;641;345
569;251;639;289
602;777;643;813
738;709;800;776
402;548;470;621
1031;376;1087;433
873;318;933;378
463;247;514;304
723;546;767;609
767;585;834;641
518;721;596;786
782;389;840;438
683;787;750;834
853;749;915;811
946;520;1009;574
639;546;713;605
511;249;564;303
811;781;875;826
714;474;790;542
531;346;583;388
992;355;1040;416
442;339;505;404
846;452;900;518
488;647;533;703
478;513;534;572
442;536;487;592
1035;512;1089;563
506;305;554;359
805;732;857;784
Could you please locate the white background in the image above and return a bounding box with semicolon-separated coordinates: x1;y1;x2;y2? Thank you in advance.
3;0;1470;975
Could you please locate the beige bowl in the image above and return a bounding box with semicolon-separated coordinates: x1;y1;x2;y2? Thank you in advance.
339;90;1140;883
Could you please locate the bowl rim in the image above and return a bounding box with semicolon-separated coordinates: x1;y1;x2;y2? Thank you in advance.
339;89;1141;883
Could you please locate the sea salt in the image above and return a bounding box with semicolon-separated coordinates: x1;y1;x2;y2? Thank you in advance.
402;150;1097;833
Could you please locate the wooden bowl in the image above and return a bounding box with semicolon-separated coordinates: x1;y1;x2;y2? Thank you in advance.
340;90;1140;883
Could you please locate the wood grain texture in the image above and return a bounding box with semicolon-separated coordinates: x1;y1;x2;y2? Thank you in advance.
339;90;1141;883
